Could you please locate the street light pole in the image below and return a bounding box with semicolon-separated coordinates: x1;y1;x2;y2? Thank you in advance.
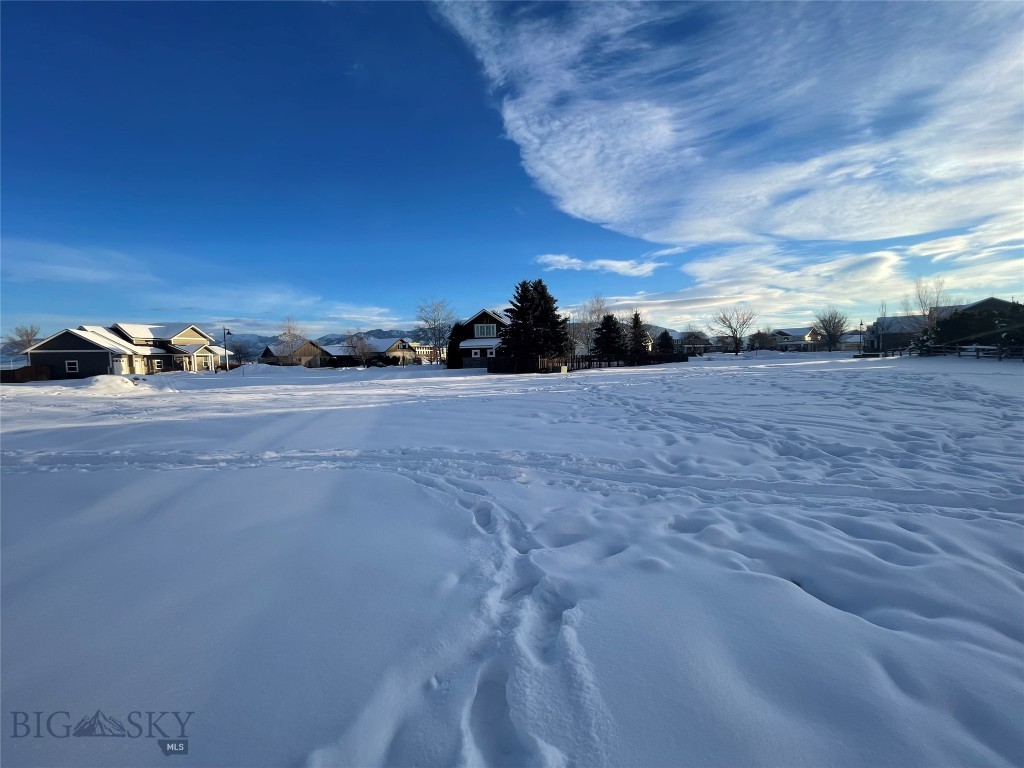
859;320;864;355
222;327;232;372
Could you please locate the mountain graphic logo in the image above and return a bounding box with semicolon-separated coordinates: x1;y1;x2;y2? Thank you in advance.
72;710;127;737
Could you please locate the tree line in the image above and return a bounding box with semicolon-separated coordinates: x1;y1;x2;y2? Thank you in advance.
6;275;1017;362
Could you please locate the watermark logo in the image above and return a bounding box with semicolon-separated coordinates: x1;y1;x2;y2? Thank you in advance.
10;709;194;756
73;710;126;737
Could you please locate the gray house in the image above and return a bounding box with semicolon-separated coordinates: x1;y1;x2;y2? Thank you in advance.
24;323;227;379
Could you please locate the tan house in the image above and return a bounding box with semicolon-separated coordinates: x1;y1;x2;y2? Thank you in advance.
260;339;331;367
365;337;417;364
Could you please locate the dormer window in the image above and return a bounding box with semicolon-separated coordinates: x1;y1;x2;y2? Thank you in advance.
474;323;496;338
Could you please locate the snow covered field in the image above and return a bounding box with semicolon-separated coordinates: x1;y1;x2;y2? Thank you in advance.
2;354;1022;768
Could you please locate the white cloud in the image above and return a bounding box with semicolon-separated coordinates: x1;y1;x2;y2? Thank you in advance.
1;239;160;285
439;2;1023;314
327;303;407;329
536;253;667;277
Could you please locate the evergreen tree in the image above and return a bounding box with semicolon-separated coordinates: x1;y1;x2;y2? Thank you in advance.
592;314;626;357
446;321;470;369
655;329;675;353
501;279;570;359
627;311;648;355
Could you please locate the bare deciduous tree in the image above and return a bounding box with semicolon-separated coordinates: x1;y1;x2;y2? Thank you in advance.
901;276;950;334
228;339;261;363
569;293;610;355
278;316;308;348
708;307;759;355
274;317;310;365
416;298;458;365
345;333;377;367
4;324;41;353
811;305;850;352
874;300;893;353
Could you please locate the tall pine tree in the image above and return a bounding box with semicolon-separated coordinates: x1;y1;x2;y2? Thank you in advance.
655;329;675;353
592;314;626;357
627;311;648;354
501;279;570;359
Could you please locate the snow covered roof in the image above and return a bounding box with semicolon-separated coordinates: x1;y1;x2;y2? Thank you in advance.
776;327;812;338
321;345;348;356
77;326;149;355
172;343;225;356
24;326;164;356
265;340;323;357
872;316;923;333
266;343;295;357
460;338;502;349
364;337;411;353
112;323;212;342
465;308;508;326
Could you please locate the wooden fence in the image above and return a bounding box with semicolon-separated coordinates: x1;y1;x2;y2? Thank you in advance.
0;365;51;383
487;353;689;375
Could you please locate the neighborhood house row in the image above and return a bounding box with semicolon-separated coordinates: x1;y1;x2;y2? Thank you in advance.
21;299;1013;379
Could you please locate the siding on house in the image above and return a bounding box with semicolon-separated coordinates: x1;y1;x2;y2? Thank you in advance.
36;350;111;379
31;331;108;352
261;340;330;367
456;309;508;368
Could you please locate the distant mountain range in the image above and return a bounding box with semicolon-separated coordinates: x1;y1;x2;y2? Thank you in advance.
210;329;423;352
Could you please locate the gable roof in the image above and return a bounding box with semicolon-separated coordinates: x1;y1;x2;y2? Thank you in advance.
170;343;225;356
934;297;1015;318
112;323;214;343
872;315;923;333
465;308;508;327
264;339;327;357
25;327;138;355
78;326;157;355
776;327;813;338
364;337;412;353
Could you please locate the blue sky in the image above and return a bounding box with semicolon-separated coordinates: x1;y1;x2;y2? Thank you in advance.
2;1;1022;338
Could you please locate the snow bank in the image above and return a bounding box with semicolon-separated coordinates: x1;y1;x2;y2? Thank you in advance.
2;356;1021;767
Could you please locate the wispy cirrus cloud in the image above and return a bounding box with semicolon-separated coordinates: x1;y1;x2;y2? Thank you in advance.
0;237;409;337
1;239;160;286
327;303;408;329
536;253;667;277
438;2;1023;313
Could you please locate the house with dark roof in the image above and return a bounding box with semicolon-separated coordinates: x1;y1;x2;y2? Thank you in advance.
447;309;508;368
865;315;925;353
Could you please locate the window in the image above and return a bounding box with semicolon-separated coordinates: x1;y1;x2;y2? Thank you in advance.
65;360;79;373
474;323;496;338
472;349;480;358
154;360;164;371
487;349;496;357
